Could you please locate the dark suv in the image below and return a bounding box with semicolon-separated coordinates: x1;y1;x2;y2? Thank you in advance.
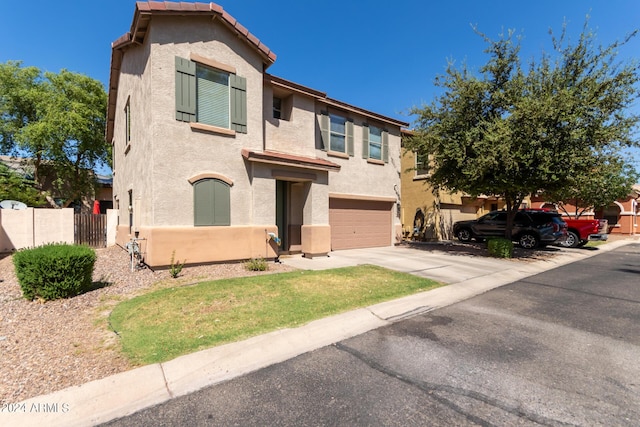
452;210;567;249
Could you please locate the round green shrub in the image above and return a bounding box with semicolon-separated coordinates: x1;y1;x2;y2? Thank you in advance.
487;237;513;258
13;243;97;301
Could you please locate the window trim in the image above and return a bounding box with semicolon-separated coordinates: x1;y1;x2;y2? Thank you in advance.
190;53;236;74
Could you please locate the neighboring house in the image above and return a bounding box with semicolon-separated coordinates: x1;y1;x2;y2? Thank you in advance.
530;185;640;235
0;155;111;212
95;174;114;214
401;132;639;238
400;136;508;241
107;1;408;267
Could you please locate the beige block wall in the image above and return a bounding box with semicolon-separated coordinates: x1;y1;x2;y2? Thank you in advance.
0;208;74;252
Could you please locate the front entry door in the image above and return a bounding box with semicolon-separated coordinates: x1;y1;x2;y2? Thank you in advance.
276;180;288;252
276;180;304;254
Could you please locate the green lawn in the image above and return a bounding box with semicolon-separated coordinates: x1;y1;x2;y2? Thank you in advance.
109;265;442;365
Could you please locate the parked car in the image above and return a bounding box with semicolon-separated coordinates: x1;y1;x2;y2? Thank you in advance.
556;218;608;248
452;210;567;249
519;208;608;248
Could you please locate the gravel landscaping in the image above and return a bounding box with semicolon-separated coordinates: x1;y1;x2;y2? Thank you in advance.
0;245;296;404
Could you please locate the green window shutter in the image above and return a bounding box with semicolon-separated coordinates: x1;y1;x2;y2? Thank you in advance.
230;74;247;133
382;130;389;163
175;57;196;122
213;180;231;225
320;112;329;151
194;179;230;226
194;179;214;226
362;125;370;158
346;120;354;156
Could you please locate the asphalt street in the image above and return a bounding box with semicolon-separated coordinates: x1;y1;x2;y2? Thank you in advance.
102;243;640;426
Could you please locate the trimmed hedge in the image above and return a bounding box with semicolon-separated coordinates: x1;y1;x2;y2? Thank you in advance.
487;238;513;258
13;243;96;301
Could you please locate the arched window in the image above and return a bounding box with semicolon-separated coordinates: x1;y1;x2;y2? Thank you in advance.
193;178;230;226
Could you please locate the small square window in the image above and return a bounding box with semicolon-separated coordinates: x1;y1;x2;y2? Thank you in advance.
273;97;282;119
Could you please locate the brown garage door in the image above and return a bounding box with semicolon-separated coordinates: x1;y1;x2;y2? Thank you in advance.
329;198;392;250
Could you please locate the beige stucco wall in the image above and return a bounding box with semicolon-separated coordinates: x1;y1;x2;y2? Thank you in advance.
0;208;74;252
263;86;317;158
112;16;268;239
117;224;279;267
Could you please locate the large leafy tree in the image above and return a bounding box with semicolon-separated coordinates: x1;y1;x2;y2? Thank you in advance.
0;61;108;208
0;162;46;206
406;23;640;238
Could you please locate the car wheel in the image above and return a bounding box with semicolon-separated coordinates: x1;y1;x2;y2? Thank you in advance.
518;233;539;249
560;231;580;248
456;228;472;242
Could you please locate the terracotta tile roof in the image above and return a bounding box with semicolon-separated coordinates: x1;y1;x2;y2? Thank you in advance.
130;1;276;63
241;149;341;172
264;73;410;129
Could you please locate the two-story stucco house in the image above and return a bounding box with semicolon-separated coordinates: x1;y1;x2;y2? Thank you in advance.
106;1;408;267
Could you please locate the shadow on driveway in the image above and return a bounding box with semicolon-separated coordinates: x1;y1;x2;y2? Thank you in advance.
401;240;565;262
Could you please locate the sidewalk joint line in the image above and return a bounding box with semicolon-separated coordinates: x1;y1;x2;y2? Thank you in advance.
159;363;174;398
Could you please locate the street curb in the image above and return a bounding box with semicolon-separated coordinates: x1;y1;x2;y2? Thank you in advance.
2;239;635;426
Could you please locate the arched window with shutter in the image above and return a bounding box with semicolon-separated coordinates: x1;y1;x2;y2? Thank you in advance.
193;178;231;226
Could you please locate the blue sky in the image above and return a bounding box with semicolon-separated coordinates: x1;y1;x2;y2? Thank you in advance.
1;0;639;171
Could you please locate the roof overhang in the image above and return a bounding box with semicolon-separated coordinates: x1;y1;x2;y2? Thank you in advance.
241;149;341;172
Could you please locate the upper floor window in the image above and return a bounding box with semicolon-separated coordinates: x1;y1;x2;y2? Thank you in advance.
330;114;347;153
415;151;429;176
175;56;247;134
362;124;389;163
368;125;383;160
320;112;354;155
196;65;230;129
273;97;282;119
124;98;131;146
193;178;231;226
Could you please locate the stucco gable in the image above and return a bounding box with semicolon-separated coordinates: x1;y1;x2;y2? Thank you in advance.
106;1;276;142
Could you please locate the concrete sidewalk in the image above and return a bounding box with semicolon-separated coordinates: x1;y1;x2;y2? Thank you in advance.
3;239;637;427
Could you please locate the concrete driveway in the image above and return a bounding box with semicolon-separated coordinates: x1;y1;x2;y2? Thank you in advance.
280;242;577;284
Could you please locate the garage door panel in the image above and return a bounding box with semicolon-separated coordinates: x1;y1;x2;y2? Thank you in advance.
329;198;392;250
